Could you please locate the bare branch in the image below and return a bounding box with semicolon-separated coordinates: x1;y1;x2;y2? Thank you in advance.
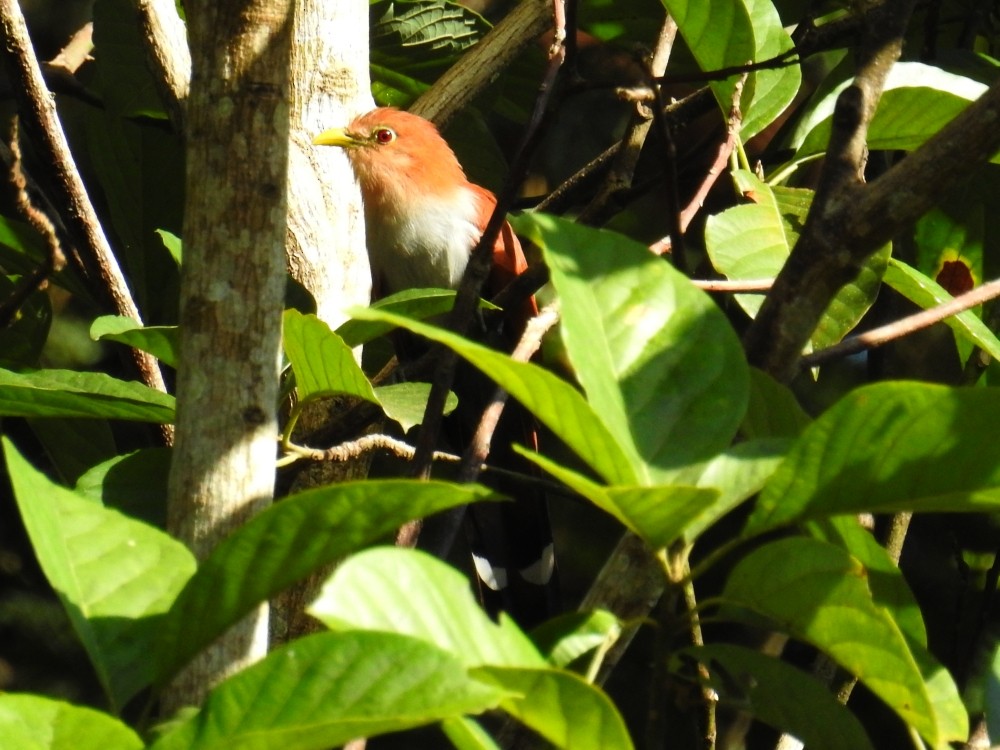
411;0;552;127
136;0;191;132
802;276;1000;367
0;118;65;327
0;0;170;418
743;0;925;380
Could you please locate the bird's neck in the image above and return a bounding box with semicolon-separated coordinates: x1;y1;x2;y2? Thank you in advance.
363;182;484;293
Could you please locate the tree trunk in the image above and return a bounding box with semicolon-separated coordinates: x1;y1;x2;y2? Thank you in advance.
164;0;294;711
270;0;374;643
285;0;372;326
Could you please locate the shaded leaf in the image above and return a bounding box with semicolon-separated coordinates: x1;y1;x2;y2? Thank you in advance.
807;516;926;646
375;381;457;431
530;610;622;669
283;310;378;404
75;448;171;527
91;316;179;369
4;438;195;710
706;172;887;349
883;258;1000;361
722;536;966;747
741;368;811;440
518;448;715;549
672;644;874;750
350;307;638;485
473;666;634;750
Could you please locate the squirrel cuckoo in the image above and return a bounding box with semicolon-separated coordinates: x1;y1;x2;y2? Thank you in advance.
313;108;556;623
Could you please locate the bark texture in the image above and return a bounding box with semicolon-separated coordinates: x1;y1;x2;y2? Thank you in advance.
165;0;294;710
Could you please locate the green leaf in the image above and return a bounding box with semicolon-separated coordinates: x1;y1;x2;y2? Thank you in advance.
90;316;179;368
660;1;754;124
283;309;378;404
309;547;544;669
0;693;143;750
515;212;748;482
155;481;499;686
745;382;1000;535
473;666;634;750
75;448;171;527
441;717;502;750
530;610;622;669
518;448;716;549
0;367;175;422
149;632;505;750
792;62;993;161
667;439;789;542
3;438;195;710
741;368;811;440
28;418;117;485
156;229;182;265
375;381;458;431
738;0;802;139
336;288;495;348
706;173;888;348
722;536;966;747
349;307;638;485
883;258;1000;361
807;516;926;646
672;644;874;750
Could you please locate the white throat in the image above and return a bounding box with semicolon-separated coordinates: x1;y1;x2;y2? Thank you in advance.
366;186;480;293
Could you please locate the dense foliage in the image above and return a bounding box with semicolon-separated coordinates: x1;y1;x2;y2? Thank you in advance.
3;0;1000;748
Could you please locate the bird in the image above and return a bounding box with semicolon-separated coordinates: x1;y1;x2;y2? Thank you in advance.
313;107;556;624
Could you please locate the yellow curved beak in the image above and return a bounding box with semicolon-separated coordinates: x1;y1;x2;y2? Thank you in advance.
312;127;357;148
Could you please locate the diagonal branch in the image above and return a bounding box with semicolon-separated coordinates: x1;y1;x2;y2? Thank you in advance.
744;0;938;381
0;0;170;413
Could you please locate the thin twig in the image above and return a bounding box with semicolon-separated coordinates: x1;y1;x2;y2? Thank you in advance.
408;1;568;488
0;118;65;327
802;276;1000;367
576;16;678;226
458;302;561;483
0;0;172;438
650;75;746;256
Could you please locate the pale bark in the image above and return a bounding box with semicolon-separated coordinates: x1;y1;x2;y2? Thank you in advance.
285;0;372;327
165;0;294;710
270;0;375;643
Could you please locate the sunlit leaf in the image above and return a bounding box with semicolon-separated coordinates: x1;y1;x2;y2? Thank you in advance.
4;438;195;710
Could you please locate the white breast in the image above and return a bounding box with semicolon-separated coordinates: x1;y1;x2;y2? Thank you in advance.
366;186;481;293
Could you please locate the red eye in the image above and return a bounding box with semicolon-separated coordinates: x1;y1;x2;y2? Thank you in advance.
374;128;396;144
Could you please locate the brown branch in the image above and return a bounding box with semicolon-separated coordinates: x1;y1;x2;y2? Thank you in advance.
743;0;925;381
691;278;773;293
0;118;65;327
802;276;1000;367
0;0;171;425
650;74;746;256
576;16;678;226
411;0;553;128
458;303;561;483
136;0;191;132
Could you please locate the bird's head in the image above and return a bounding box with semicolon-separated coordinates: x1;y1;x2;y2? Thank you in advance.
313;108;469;212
